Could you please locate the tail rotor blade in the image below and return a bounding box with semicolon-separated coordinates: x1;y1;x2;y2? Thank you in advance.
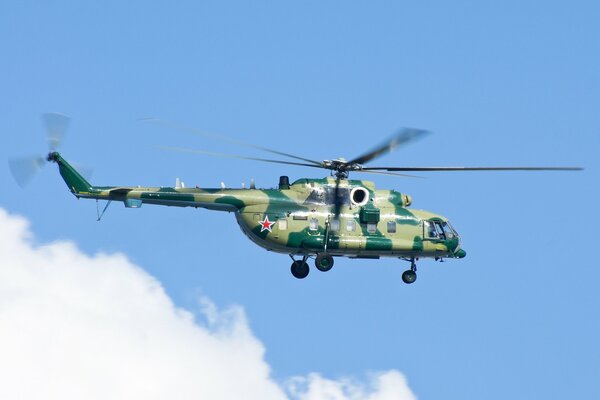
8;156;46;187
42;112;71;150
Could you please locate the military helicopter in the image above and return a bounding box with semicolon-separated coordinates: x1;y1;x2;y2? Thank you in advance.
10;113;583;283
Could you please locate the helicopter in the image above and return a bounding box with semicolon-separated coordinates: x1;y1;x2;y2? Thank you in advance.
9;113;583;284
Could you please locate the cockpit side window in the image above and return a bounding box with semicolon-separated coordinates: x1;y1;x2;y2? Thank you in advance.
424;221;439;239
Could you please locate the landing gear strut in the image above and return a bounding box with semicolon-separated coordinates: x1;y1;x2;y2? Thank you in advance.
402;258;417;284
290;255;310;279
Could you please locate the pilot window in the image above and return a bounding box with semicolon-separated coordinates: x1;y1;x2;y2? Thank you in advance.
387;221;397;233
424;220;456;240
424;221;440;239
309;218;319;231
440;221;456;239
367;223;377;233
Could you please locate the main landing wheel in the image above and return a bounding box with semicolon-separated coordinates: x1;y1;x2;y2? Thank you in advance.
291;260;310;279
402;270;417;284
315;253;334;272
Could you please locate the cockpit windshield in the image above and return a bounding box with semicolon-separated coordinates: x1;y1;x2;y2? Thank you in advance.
441;221;457;239
424;220;458;240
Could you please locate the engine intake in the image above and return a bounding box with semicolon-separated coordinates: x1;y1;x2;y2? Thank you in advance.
350;187;369;206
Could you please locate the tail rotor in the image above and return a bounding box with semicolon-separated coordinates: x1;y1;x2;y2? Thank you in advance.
8;113;86;187
43;112;70;151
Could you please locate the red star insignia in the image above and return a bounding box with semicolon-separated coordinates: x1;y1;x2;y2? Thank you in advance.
259;215;276;232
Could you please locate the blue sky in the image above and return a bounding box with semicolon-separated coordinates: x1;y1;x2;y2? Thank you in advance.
1;1;598;398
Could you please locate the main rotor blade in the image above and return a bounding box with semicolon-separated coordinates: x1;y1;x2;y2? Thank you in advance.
353;170;424;179
8;156;46;187
363;166;584;172
347;128;430;166
142;118;324;166
42;112;71;151
157;146;325;169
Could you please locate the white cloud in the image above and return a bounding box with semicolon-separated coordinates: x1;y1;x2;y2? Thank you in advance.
287;372;416;400
0;208;415;400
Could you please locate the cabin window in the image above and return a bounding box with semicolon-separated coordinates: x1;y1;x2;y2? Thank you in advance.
346;220;356;232
309;218;319;231
278;219;288;230
330;219;340;232
387;221;397;233
367;223;377;233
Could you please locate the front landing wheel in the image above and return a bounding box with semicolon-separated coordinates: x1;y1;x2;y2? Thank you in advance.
291;260;310;279
402;270;417;284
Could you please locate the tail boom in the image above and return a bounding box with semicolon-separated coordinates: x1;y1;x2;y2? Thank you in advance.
49;152;282;212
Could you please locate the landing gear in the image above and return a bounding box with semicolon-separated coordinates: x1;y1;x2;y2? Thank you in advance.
315;253;334;272
290;255;310;279
401;258;417;284
401;270;417;284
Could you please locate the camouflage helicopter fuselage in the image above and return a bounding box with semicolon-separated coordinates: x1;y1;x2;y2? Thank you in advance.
49;152;466;264
32;113;579;283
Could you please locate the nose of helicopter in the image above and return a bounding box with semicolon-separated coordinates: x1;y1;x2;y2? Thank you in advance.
446;234;466;258
444;222;466;258
454;248;467;258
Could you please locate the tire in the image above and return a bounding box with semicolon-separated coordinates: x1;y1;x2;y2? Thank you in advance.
291;260;310;279
315;253;334;272
401;270;417;284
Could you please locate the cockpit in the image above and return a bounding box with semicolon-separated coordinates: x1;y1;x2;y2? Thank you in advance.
424;220;458;240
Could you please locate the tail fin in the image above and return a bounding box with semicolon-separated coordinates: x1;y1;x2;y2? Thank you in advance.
47;152;93;194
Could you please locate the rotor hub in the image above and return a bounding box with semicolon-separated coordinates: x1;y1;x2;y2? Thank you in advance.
322;159;363;179
47;152;60;163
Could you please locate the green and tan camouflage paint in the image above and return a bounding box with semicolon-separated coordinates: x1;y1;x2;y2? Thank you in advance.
49;152;466;260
